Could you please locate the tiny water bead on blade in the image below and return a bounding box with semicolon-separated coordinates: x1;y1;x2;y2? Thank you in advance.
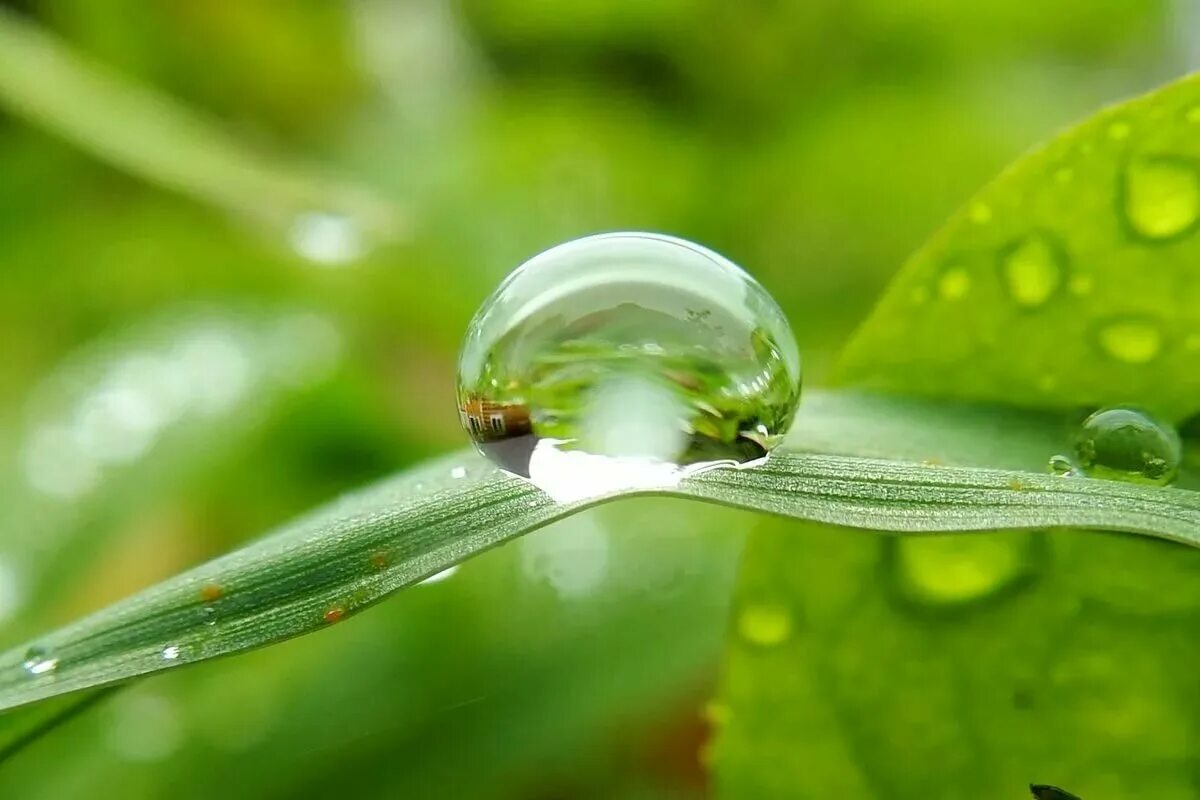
456;232;801;501
1073;406;1181;486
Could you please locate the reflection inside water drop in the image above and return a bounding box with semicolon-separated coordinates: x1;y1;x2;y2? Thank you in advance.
1048;454;1077;477
456;233;801;502
1073;406;1180;486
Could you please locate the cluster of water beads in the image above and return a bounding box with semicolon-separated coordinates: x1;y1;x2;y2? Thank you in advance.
1049;405;1181;486
456;232;801;501
920;112;1200;371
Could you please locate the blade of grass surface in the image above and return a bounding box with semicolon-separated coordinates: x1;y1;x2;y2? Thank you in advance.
0;390;1196;711
0;8;402;241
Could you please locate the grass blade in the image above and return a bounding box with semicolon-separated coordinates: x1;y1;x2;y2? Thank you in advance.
0;391;1195;711
0;7;402;240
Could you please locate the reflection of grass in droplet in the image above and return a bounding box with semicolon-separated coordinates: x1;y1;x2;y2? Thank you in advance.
502;332;797;461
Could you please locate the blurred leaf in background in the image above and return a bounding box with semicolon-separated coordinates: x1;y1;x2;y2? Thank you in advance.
0;0;1196;797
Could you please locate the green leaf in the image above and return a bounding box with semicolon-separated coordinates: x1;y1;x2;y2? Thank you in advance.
717;75;1200;799
0;7;401;242
0;390;1196;712
837;72;1200;421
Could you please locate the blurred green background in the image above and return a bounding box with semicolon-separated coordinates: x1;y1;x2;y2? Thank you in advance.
0;1;1192;797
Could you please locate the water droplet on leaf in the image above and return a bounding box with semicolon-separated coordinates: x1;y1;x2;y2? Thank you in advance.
936;265;970;300
1053;166;1075;184
449;466;467;480
968;202;992;223
1121;156;1200;241
161;645;182;661
456;233;801;502
1096;316;1163;364
1073;406;1180;485
22;646;58;676
737;602;793;647
1048;454;1077;477
999;233;1064;308
895;534;1033;606
1106;120;1132;140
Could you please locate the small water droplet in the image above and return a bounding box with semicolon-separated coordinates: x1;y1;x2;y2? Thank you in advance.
895;534;1032;606
998;233;1065;308
200;606;217;626
449;466;467;480
323;607;345;624
1106;120;1132;141
968;202;993;224
1073;406;1180;486
1048;454;1077;477
1121;156;1200;241
736;602;793;647
1095;316;1163;364
161;645;182;661
936;265;970;301
22;646;58;676
456;233;801;502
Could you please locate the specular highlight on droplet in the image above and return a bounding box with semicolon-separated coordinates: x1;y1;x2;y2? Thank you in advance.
456;232;801;502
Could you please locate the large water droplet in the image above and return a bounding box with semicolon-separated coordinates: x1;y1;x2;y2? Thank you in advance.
22;645;58;676
1095;316;1163;364
998;233;1064;308
1121;156;1200;241
1073;406;1180;485
456;233;801;502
